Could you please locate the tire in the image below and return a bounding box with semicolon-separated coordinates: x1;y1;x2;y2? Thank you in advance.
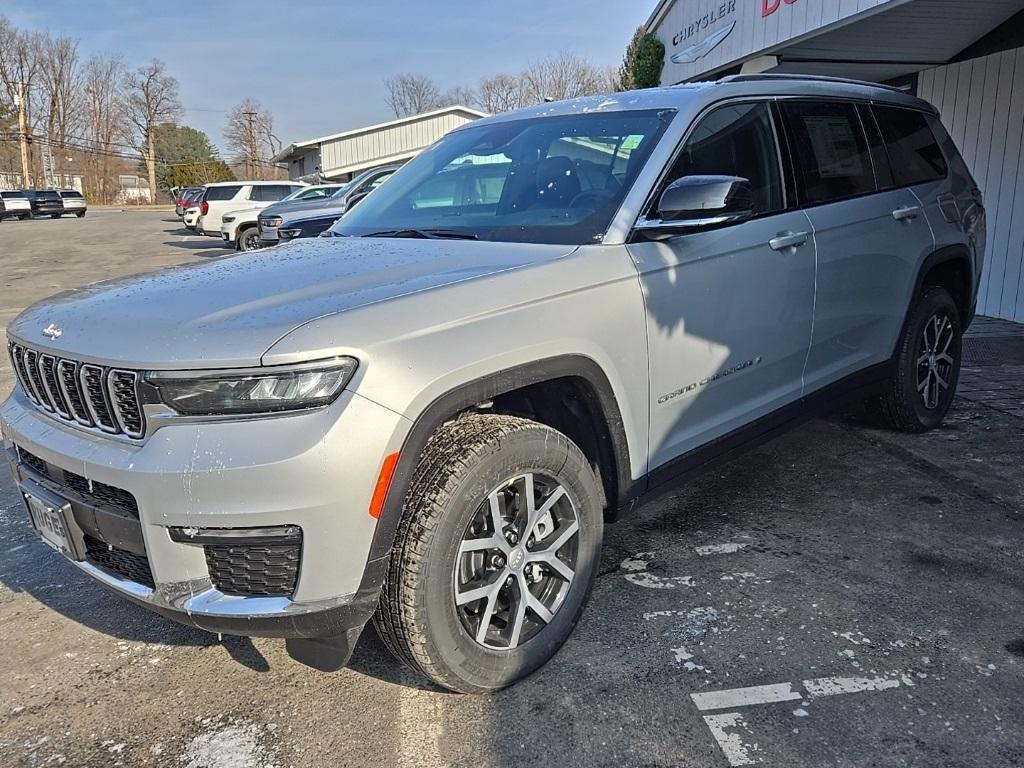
374;413;603;693
19;214;29;220
873;286;962;432
51;214;61;219
237;226;260;252
76;211;85;218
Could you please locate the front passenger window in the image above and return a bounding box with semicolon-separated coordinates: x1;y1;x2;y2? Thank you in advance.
662;102;784;216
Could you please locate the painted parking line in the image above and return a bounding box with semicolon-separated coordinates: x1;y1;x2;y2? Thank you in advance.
702;712;761;767
692;672;912;766
691;682;803;712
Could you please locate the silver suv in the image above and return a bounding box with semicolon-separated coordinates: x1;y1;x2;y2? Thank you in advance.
2;75;985;693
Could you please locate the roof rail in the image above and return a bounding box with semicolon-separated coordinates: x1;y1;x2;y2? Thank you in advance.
719;73;907;94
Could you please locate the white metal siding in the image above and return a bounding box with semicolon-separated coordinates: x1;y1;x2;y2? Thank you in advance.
320;113;476;176
919;48;1024;322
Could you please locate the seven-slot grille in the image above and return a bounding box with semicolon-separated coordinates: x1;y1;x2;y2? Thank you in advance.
8;342;146;438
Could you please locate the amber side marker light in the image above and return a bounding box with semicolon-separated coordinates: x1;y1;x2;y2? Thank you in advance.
370;452;400;519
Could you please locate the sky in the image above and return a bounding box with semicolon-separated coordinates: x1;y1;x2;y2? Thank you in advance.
4;0;652;153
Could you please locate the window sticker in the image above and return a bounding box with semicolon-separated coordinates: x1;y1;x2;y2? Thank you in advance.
802;116;864;178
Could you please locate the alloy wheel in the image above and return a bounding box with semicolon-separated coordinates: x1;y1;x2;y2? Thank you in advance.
917;312;955;409
453;472;579;650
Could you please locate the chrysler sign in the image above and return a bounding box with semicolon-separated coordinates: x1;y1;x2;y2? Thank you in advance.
669;0;737;64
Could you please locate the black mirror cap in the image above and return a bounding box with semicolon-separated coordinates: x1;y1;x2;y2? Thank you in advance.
658;175;754;222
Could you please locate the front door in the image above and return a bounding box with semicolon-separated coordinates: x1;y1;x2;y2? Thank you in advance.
627;101;816;471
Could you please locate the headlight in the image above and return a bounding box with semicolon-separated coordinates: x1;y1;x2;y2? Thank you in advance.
262;216;283;227
145;357;358;416
222;215;235;223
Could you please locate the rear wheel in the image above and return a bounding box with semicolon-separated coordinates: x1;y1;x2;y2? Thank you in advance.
374;413;603;693
50;214;60;219
237;226;260;251
76;211;86;218
874;286;962;432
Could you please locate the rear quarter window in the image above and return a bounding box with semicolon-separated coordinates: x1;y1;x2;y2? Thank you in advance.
873;105;948;186
204;185;243;202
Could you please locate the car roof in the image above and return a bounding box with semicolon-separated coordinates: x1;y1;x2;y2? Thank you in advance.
462;75;936;130
206;180;305;187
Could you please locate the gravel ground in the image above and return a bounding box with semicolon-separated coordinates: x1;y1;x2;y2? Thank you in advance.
0;212;1021;767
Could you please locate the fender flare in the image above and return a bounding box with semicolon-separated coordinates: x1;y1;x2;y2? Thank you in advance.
893;244;974;357
366;354;636;563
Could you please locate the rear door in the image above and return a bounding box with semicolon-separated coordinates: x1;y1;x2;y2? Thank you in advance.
627;101;816;469
779;100;933;392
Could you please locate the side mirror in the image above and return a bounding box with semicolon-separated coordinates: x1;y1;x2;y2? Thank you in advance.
345;190;370;211
637;175;754;238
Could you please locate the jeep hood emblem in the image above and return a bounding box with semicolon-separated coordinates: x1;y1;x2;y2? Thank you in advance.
42;323;63;340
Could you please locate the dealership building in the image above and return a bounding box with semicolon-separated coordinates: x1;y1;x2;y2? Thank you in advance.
647;0;1024;322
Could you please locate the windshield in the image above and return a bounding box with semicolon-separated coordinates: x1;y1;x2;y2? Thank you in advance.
330;109;673;245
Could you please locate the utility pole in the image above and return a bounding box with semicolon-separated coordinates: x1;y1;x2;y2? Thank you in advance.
15;83;32;188
242;110;257;179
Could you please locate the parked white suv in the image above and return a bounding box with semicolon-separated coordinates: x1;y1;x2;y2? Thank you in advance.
197;181;305;238
221;184;345;251
0;191;32;220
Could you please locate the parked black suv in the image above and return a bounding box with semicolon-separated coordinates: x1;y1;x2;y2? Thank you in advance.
22;189;65;218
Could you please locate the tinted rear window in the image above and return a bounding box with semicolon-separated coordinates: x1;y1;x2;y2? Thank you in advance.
36;190;61;201
61;191;83;198
873;105;948;186
780;101;875;206
251;185;297;202
1;191;26;199
204;185;243;201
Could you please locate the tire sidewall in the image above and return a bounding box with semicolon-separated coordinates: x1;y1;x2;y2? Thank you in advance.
416;429;602;692
900;289;962;429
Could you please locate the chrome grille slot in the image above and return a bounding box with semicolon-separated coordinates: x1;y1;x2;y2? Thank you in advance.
7;343;146;439
23;348;53;411
80;364;117;432
38;354;70;418
8;343;37;404
108;370;144;438
57;360;92;425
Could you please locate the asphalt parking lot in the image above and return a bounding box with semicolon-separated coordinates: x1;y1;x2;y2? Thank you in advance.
0;211;1022;768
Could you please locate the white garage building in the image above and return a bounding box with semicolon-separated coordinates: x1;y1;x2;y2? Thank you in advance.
272;105;487;184
647;0;1024;322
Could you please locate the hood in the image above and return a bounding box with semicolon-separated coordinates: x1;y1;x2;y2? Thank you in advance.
261;195;346;220
8;237;577;369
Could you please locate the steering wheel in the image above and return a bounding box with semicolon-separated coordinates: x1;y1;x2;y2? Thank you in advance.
568;189;615;209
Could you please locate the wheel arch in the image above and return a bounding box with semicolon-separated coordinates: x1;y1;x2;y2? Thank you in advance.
895;245;975;357
367;355;636;563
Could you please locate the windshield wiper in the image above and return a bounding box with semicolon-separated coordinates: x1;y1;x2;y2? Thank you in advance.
364;228;478;240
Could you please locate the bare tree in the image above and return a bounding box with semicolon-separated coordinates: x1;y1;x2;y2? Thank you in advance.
476;73;528;114
384;73;443;118
122;59;181;200
0;16;44;184
38;34;82;150
82;54;127;202
521;52;609;103
442;84;479;110
223;98;282;180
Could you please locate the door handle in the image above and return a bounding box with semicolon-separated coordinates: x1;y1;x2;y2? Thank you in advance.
892;205;922;221
768;231;809;251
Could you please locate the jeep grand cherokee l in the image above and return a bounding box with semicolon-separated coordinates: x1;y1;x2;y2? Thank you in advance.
2;75;985;693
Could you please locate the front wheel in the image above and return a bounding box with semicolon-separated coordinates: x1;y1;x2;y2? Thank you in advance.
874;286;962;432
374;414;603;693
237;226;260;252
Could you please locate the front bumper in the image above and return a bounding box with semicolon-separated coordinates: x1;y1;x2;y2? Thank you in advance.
1;387;409;638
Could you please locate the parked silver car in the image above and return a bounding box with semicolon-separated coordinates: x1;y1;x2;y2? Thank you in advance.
2;75;985;693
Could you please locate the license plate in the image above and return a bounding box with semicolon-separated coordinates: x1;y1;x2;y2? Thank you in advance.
24;490;74;557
